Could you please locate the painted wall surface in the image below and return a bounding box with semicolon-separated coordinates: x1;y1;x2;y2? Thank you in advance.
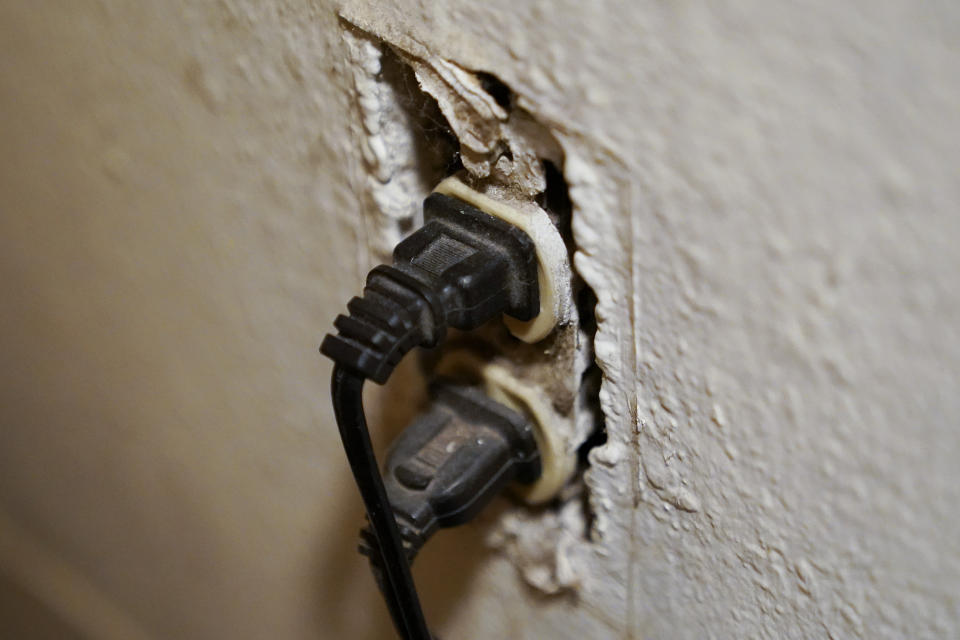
2;1;958;639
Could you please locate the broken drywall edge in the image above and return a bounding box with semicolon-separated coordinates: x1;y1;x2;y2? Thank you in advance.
338;16;602;596
341;26;425;260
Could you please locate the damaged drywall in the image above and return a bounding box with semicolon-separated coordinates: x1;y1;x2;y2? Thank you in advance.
338;18;610;596
340;22;567;259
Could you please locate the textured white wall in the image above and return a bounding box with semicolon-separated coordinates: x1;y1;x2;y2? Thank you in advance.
0;2;386;638
1;1;958;639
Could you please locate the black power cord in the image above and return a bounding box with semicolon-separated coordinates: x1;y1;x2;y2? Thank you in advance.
330;366;430;638
321;193;542;640
359;381;541;636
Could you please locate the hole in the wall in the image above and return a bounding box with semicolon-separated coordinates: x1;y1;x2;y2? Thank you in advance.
475;70;513;111
538;163;605;540
535;159;604;468
539;159;574;249
576;287;606;467
536;158;602;440
341;22;606;596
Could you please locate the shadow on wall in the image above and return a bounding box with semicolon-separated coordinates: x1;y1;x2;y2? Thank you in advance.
0;573;83;640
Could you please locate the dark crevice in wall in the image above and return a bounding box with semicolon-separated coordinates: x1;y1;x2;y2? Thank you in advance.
538;162;605;540
576;290;606;466
537;156;605;475
474;70;514;111
538;159;573;242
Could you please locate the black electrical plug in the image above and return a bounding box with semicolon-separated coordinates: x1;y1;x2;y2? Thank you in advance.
321;193;539;383
361;382;541;563
358;382;541;634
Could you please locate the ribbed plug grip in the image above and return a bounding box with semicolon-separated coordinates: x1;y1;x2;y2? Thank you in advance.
321;193;539;384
